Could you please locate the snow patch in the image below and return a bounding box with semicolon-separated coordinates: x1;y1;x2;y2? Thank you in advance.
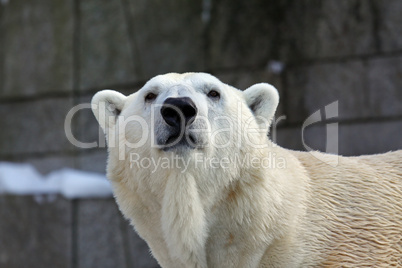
0;162;112;199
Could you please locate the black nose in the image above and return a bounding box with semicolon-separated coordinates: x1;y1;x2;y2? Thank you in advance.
161;97;197;128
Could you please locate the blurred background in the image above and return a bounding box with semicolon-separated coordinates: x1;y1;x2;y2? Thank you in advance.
0;0;401;267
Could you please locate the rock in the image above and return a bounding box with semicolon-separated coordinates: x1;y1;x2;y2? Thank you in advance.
282;119;402;156
0;97;75;155
284;0;376;61
126;0;205;78
366;56;402;116
286;56;402;123
76;150;107;174
0;195;72;268
206;0;288;69
376;0;402;52
77;199;127;268
79;0;138;90
1;0;73;98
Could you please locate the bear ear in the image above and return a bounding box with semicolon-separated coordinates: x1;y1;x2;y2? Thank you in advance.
243;83;279;131
91;90;127;131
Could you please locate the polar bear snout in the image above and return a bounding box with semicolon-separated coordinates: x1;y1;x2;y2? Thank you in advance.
157;96;201;151
161;97;198;129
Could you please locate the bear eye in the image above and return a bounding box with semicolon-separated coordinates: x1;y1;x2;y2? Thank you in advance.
145;92;157;102
207;90;220;99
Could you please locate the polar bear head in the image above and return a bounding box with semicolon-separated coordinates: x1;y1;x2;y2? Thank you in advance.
91;73;279;165
91;72;280;265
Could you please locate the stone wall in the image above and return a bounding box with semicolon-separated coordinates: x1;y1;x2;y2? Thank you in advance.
0;0;401;267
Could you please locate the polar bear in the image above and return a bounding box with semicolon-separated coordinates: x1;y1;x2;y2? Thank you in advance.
91;72;402;267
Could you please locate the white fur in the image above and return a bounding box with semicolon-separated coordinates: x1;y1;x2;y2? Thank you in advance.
92;90;126;130
91;73;402;267
243;83;279;131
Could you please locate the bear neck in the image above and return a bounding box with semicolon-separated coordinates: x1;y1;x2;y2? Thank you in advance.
108;145;307;267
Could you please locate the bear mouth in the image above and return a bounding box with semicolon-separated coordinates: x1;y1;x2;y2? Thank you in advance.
161;133;197;151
